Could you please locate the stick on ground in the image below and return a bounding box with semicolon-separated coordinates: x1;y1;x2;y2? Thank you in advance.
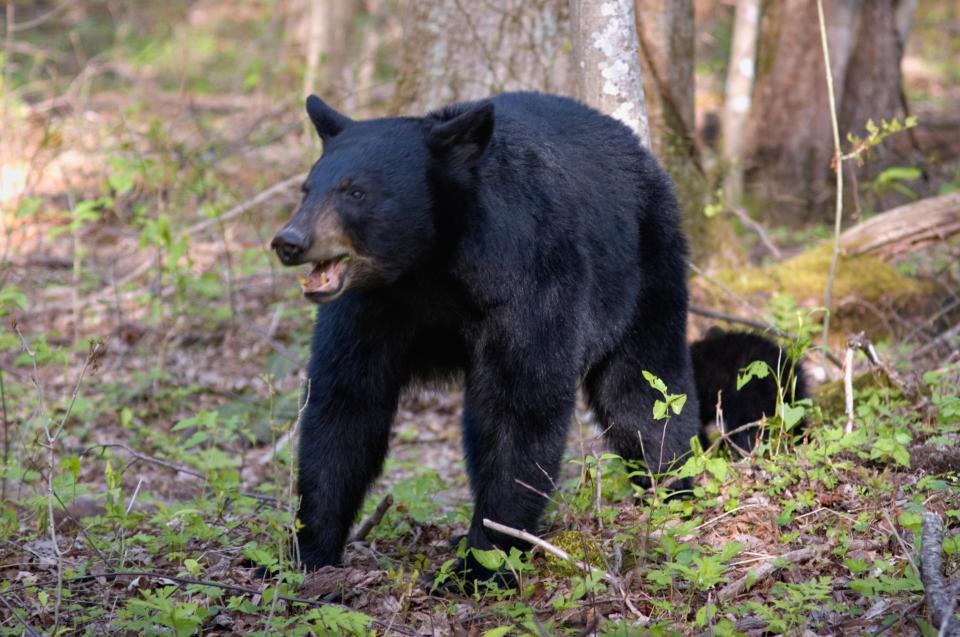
920;512;960;636
718;545;825;601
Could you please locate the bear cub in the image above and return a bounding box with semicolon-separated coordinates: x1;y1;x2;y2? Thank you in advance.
690;328;808;454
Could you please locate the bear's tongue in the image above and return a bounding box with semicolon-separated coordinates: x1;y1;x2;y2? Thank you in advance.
299;257;348;295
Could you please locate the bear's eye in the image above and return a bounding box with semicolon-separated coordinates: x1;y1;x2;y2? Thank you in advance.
349;189;365;201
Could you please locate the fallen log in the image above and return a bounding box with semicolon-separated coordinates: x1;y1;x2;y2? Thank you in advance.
840;191;960;260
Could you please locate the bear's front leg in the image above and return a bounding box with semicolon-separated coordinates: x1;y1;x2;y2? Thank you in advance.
296;298;407;570
451;347;578;589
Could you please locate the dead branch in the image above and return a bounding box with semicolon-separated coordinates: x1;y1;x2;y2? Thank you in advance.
481;518;616;584
350;494;394;543
920;512;960;636
729;206;783;259
844;342;855;435
840;192;960;260
847;332;921;402
717;544;826;601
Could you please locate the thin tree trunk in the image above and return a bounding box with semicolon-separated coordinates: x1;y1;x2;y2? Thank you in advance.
635;0;740;266
635;0;694;158
571;0;650;146
722;0;760;204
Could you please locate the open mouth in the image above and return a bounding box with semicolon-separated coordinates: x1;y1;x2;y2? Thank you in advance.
298;255;351;302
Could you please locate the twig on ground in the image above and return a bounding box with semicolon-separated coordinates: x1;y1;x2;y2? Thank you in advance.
883;510;919;577
848;332;921;402
9;0;77;32
482;518;616;584
350;494;394;543
0;368;8;502
689;304;778;335
717;544;826;601
920;512;960;636
82;442;277;503
688;304;844;369
844;342;856;435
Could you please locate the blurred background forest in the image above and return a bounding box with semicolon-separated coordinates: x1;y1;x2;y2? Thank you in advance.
0;1;959;635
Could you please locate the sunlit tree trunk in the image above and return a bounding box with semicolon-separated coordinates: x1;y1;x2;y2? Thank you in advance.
722;0;760;204
571;0;649;145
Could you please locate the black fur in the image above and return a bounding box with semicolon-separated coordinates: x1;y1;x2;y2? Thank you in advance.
689;328;808;453
275;92;701;584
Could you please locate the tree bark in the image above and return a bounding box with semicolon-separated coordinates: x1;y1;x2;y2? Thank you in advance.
571;0;650;145
634;0;694;158
840;191;960;259
392;0;574;115
634;0;740;266
722;0;760;204
743;0;914;223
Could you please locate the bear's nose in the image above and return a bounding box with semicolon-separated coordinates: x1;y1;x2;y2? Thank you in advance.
271;228;309;266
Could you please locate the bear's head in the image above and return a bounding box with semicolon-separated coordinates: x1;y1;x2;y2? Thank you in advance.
271;95;495;303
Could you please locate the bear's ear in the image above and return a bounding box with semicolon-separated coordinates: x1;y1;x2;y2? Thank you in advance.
704;326;726;340
306;95;352;142
427;102;495;168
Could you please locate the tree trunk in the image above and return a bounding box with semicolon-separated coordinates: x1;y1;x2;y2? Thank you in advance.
635;0;741;266
634;0;694;158
391;0;574;115
743;0;914;223
837;1;907;170
571;0;650;145
722;0;760;204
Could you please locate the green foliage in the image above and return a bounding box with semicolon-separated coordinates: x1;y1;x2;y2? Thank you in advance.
844;116;918;162
642;370;687;420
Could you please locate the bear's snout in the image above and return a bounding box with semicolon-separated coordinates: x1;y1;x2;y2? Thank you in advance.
271;227;310;266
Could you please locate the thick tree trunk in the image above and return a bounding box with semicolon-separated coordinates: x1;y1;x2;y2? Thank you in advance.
571;0;650;145
838;1;906;163
392;0;574;115
743;0;914;223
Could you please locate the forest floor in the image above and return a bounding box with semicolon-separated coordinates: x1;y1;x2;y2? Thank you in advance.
2;3;960;636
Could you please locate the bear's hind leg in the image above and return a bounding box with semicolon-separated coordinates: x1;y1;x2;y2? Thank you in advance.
585;304;700;486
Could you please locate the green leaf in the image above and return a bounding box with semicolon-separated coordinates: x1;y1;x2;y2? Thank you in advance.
642;370;667;394
736;360;771;390
705;457;728;482
471;548;506;571
653;400;667;420
782;404;805;429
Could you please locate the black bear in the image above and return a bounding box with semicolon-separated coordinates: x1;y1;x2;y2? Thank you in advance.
270;91;701;585
689;328;808;454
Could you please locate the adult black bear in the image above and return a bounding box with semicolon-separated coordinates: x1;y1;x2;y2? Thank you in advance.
690;328;808;454
270;91;701;585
